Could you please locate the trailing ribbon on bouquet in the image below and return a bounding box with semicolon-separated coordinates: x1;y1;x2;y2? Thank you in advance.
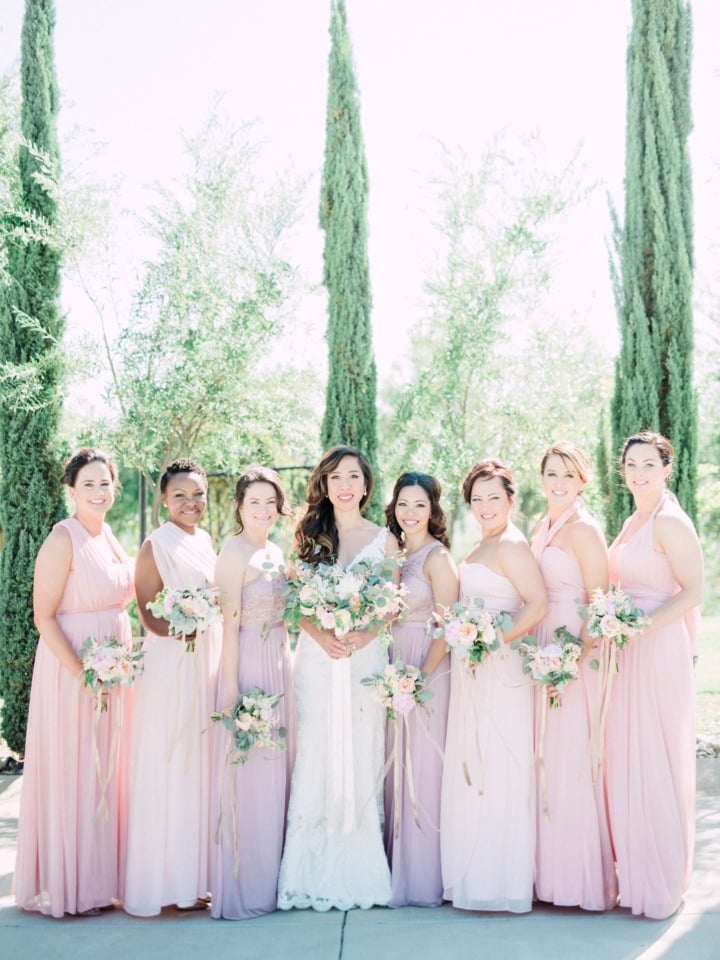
329;657;357;834
536;686;550;818
92;692;122;822
167;638;203;772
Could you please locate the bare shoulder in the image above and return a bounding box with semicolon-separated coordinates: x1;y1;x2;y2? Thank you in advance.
567;514;607;551
426;542;457;574
655;501;699;543
36;522;72;566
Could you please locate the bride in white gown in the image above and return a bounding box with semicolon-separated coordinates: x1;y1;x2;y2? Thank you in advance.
277;446;399;911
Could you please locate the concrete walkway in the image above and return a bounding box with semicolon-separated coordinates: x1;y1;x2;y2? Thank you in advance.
1;762;718;960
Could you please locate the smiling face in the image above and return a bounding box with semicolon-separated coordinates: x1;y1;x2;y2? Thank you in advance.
394;484;431;540
326;455;366;514
541;453;585;513
163;471;207;533
623;442;672;501
237;480;279;534
69;461;115;520
470;476;512;536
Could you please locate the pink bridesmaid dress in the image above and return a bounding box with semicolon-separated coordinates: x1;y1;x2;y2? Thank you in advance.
14;517;134;917
211;572;295;919
440;562;534;913
605;491;696;919
531;502;617;910
384;539;450;907
123;522;221;916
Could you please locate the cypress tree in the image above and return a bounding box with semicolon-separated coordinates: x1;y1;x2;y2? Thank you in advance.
0;0;65;753
609;0;696;532
319;0;380;517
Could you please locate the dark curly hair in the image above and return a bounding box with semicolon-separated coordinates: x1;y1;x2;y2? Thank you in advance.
159;458;207;494
461;458;515;504
234;465;293;531
385;471;450;549
295;446;374;564
61;447;118;487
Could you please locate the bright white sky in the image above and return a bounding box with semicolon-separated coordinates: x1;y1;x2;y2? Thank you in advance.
1;0;718;383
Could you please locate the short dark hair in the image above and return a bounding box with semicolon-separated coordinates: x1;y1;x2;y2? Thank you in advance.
159;458;207;494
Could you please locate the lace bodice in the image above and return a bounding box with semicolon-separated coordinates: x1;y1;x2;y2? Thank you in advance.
400;540;442;623
240;571;286;628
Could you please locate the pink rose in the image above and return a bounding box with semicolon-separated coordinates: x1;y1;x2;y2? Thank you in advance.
392;692;416;716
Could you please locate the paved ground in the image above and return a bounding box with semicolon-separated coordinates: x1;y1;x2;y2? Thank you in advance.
1;761;718;960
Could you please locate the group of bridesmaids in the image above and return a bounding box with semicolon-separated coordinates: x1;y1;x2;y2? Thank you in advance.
13;430;703;923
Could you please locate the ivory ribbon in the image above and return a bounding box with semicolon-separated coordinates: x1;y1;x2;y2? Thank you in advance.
537;686;549;818
92;691;121;822
167;632;202;772
328;657;356;834
591;640;616;783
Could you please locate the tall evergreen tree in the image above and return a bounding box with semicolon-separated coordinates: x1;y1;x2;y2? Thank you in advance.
609;0;696;532
0;0;65;753
319;0;380;517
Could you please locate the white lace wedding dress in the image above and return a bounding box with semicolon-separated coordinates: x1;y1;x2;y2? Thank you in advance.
277;527;392;910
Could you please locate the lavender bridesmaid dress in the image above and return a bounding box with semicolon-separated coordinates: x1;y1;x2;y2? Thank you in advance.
211;571;295;919
385;539;450;907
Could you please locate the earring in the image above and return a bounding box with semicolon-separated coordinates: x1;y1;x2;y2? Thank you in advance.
363;489;367;496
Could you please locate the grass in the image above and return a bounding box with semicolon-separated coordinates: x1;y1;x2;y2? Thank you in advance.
696;615;720;742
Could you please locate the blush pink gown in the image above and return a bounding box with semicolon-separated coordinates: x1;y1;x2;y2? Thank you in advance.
14;518;134;917
605;491;697;920
384;540;450;907
531;502;617;910
440;562;534;913
211;572;295;919
123;522;221;916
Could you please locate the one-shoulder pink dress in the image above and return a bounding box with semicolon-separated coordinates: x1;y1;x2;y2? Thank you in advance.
15;518;134;917
532;503;617;910
441;562;534;913
605;492;696;920
211;571;295;919
384;540;450;907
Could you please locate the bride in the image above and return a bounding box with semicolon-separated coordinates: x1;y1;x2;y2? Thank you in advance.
277;445;400;911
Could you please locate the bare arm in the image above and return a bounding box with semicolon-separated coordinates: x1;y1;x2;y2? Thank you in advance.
134;539;170;637
498;538;548;643
646;512;704;631
33;526;83;679
421;546;459;675
568;519;609;650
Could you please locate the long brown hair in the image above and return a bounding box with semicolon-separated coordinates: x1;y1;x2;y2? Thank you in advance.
295;446;374;564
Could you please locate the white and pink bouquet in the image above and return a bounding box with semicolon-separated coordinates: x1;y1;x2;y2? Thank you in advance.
512;627;583;708
212;688;287;765
361;660;434;721
146;584;222;652
579;585;650;651
284;555;405;640
433;597;512;670
80;635;145;712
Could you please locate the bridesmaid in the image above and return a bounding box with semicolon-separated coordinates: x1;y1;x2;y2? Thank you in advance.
15;448;134;917
383;472;458;907
531;442;617;911
124;459;221;916
440;459;547;913
211;466;296;919
605;432;703;919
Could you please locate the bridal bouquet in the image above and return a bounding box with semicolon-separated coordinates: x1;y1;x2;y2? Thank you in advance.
80;635;145;712
361;660;434;721
284;555;405;639
212;688;287;765
579;584;650;651
432;598;512;669
512;627;583;708
146;584;222;652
